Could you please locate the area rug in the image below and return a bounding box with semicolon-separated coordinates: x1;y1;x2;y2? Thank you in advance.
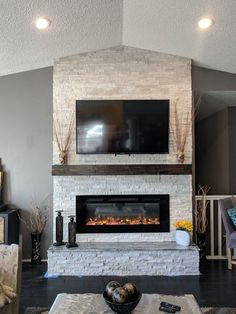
24;308;48;314
24;307;236;313
202;309;236;314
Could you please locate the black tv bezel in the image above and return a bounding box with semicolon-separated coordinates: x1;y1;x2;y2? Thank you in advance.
76;99;170;155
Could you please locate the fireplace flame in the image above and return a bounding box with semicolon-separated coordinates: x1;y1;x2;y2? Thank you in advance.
86;216;160;226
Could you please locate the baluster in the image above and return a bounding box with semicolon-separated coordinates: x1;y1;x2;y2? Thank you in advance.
218;202;222;257
210;200;214;258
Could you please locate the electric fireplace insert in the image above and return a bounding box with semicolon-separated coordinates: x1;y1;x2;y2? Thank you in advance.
76;195;169;233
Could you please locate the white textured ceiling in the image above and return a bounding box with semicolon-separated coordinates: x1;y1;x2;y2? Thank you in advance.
0;0;122;76
123;0;236;74
1;0;236;76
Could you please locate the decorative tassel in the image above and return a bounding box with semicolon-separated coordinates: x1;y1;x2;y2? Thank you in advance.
59;150;67;165
177;151;185;163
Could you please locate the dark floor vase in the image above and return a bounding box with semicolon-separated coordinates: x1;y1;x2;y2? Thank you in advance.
31;233;42;265
197;232;207;274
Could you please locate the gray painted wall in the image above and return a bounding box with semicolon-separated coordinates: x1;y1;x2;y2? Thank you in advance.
0;64;235;259
195;108;230;194
193;66;236;195
228;107;236;194
196;106;236;194
0;67;53;259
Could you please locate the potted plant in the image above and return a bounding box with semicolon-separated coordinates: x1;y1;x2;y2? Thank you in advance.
19;199;48;265
194;184;211;273
53;110;75;165
174;220;193;246
171;97;201;163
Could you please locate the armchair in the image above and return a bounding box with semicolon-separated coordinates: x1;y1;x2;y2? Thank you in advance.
0;244;21;314
219;197;236;270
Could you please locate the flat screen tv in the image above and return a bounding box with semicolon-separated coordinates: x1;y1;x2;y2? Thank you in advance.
76;100;169;154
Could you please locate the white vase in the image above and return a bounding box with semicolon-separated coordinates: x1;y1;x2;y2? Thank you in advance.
175;230;190;246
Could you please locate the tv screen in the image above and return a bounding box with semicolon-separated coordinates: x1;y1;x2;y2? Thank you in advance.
76;100;169;154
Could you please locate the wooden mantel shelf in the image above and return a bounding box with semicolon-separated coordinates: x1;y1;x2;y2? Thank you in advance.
52;164;192;176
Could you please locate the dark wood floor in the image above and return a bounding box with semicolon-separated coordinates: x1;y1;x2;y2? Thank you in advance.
20;261;236;313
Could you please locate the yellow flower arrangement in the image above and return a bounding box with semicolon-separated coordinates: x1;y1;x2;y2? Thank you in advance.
174;220;193;233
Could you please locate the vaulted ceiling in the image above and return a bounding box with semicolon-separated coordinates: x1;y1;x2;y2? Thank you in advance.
1;0;236;76
197;91;236;121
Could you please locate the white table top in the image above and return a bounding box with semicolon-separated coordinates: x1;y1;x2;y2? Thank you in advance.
49;293;202;314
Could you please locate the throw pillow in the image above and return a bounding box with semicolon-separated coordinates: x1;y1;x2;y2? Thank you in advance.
227;207;236;227
0;281;16;308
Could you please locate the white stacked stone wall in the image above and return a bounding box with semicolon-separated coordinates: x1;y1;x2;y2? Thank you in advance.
54;175;192;243
53;45;193;243
50;46;196;276
53;45;192;165
48;243;199;276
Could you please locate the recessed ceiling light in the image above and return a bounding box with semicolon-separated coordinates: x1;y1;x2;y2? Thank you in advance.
35;17;51;30
198;18;214;29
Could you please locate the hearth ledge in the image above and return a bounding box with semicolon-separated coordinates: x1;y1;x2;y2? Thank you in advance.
48;241;199;252
47;242;200;276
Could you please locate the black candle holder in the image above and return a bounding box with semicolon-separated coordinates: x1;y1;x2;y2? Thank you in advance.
66;215;78;248
53;210;66;246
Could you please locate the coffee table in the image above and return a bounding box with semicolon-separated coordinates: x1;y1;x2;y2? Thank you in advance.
49;293;202;313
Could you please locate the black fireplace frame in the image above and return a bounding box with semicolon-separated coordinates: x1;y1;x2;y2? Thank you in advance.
76;194;170;233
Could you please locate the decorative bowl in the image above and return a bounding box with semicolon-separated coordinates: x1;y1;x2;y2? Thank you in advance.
103;291;142;314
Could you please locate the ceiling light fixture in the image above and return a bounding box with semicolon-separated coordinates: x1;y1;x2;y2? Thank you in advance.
198;17;214;30
35;17;51;30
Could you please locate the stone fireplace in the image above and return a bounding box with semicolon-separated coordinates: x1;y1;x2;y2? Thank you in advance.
48;46;199;276
53;174;192;243
76;194;170;233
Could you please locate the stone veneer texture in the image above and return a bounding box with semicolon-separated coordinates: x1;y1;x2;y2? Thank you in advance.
53;45;192;165
54;175;192;242
48;243;199;276
53;45;193;244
